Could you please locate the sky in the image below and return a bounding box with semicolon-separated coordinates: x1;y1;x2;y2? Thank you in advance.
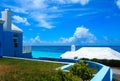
0;0;120;46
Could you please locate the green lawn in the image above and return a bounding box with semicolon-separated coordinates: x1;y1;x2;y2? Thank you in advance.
0;58;64;81
0;58;97;81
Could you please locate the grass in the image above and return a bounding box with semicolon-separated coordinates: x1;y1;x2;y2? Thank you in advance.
0;58;64;81
0;58;98;81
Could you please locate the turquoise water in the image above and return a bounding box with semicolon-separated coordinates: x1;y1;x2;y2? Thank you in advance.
32;51;62;58
32;46;120;58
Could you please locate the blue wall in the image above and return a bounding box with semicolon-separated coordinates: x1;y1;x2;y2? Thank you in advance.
15;33;23;57
2;31;23;57
0;21;23;58
0;24;3;57
85;61;112;81
61;60;113;81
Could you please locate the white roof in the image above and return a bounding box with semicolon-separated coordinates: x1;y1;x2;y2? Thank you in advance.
60;51;76;59
61;47;120;60
12;24;23;33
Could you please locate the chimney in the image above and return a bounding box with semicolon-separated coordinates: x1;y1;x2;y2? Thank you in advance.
1;9;12;31
71;45;75;52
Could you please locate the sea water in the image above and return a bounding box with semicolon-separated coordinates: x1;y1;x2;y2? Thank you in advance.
32;46;120;58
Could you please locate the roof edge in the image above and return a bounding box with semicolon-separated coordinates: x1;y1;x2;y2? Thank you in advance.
0;20;4;24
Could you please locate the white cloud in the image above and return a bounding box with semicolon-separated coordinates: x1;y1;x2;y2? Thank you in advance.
4;0;90;29
13;1;58;29
23;26;96;45
10;0;55;29
116;0;120;9
31;13;59;29
2;4;28;14
10;7;28;14
24;36;42;45
13;15;30;26
31;0;47;9
60;26;96;44
50;6;58;11
58;0;66;4
54;0;90;5
78;12;98;17
71;0;89;5
39;19;54;29
18;0;47;10
30;36;41;43
23;36;37;45
23;35;50;45
31;13;56;21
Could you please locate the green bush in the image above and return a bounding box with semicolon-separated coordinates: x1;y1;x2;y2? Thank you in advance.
83;58;120;67
57;69;80;81
69;60;93;81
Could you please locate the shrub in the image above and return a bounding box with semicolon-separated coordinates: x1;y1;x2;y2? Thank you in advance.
69;60;93;81
57;69;79;81
83;58;120;67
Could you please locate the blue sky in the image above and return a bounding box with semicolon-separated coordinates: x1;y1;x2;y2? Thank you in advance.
0;0;120;46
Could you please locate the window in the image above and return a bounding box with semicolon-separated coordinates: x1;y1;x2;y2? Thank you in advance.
14;43;18;48
13;34;18;48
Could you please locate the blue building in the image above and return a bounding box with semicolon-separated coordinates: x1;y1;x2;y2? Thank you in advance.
0;9;23;57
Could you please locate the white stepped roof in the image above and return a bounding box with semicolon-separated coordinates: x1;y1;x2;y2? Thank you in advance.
12;24;23;33
61;47;120;60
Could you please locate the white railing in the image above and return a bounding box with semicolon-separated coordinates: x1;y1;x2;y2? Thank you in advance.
23;46;32;53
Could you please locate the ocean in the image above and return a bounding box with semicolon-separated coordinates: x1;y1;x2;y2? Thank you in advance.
32;46;120;58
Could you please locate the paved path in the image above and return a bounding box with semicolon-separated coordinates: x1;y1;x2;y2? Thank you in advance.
112;68;120;75
112;68;120;81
